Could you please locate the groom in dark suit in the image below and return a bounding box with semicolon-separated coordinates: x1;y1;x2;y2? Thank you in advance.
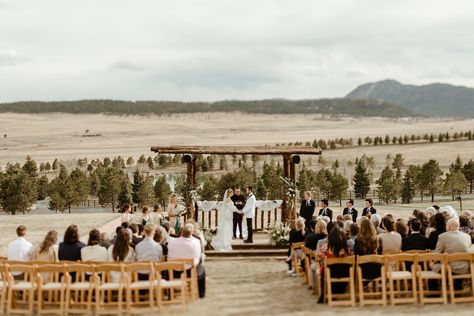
342;199;358;222
231;187;245;239
299;191;315;229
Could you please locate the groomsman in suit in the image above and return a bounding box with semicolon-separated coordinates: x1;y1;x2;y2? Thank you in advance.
318;199;333;222
342;199;358;222
242;186;256;244
231;187;245;239
299;191;316;229
362;198;376;217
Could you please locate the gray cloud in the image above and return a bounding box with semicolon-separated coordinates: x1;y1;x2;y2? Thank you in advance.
1;0;474;101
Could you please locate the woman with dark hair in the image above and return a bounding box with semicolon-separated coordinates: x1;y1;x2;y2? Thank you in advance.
108;230;136;262
58;225;85;261
416;211;429;237
354;218;382;280
428;213;447;250
395;219;408;239
81;229;108;262
378;216;402;254
34;230;59;261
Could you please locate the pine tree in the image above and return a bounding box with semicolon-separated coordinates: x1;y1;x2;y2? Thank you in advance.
0;164;37;214
117;176;132;207
69;168;90;210
255;178;267;200
52;159;59;170
98;166;123;212
444;170;467;200
154;175;171;206
377;166;398;204
147;156;155;169
48;165;74;213
401;169;415;204
419;160;443;202
297;167;312;198
330;173;349;205
137;154;146;165
462;160;474;193
126;156;134;166
353;160;370;198
132;169;143;204
37;175;49;200
392;153;404;174
136;176;155;207
197;177;218;200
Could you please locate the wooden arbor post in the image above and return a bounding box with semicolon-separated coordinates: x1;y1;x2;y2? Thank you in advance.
182;154;197;219
281;154;300;228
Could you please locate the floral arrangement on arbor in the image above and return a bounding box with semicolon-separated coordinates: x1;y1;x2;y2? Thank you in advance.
280;176;299;228
265;221;291;246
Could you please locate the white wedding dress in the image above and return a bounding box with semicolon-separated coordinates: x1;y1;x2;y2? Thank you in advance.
212;191;236;251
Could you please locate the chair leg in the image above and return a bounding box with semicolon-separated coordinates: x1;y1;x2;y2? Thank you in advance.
418;275;424;305
389;278;395;305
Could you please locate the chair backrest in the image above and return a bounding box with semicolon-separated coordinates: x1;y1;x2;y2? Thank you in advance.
123;262;155;282
446;252;473;263
154;262;186;281
417;253;446;270
5;262;36;282
357;254;385;265
95;263;124;282
291;242;305;250
66;263;96;282
325;256;355;266
36;263;66;283
386;253;417;271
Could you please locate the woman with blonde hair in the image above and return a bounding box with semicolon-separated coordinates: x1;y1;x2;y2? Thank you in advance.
167;193;183;233
34;230;59;261
286;217;306;274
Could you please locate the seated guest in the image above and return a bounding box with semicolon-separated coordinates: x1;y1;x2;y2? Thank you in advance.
8;225;35;264
81;229;108;262
129;224;144;247
416;211;429;237
402;219;429;251
347;223;359;252
100;232;112;249
305;220;326;251
191;221;206;255
354;217;380;279
362;199;376;217
34;230;59;261
154;226;168;256
311;220;328;253
432;218;472;275
110;226;125;245
378;216;401;254
59;225;85;261
370;214;384;235
135;224;163;262
168;223;205;298
342;199;358;222
395;219;408;239
108;230;136;262
428;213;446;250
286;218;306;271
459;215;472;235
120;203;132;223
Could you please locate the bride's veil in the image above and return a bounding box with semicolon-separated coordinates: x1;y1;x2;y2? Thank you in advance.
222;189;230;202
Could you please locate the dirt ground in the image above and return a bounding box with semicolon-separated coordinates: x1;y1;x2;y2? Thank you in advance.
174;259;474;316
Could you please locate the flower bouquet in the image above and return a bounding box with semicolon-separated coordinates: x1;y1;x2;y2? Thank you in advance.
265;221;291;247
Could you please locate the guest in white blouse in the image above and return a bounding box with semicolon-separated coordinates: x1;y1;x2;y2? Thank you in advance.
81;229;108;262
120;204;133;224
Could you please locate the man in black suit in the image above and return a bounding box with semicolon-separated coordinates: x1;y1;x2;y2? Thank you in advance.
230;187;245;239
402;219;429;251
362;198;377;217
342;199;358;222
299;191;315;228
318;199;333;222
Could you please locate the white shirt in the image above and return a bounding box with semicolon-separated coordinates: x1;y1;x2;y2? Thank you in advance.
8;237;35;276
243;194;256;219
167;236;202;266
120;212;132;223
81;244;108;262
135;237;163;262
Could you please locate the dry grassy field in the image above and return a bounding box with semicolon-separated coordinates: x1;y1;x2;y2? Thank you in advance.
0;113;473;169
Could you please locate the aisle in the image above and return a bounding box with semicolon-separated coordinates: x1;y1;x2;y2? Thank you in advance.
178;259;474;316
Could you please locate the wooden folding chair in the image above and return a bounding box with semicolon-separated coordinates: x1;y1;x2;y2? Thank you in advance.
65;263;97;315
123;262;157;314
302;247;313;288
291;242;305;277
0;262;7;315
324;256;356;307
310;252;322;298
386;253;418;305
357;255;387;306
168;259;199;302
5;262;38;315
95;263;125;316
446;253;474;303
36;263;67;315
154;262;188;311
416;253;448;305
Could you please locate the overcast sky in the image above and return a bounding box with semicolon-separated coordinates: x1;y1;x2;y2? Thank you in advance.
1;0;474;102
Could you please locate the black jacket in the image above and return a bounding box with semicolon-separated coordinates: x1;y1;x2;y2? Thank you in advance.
231;194;246;211
299;199;316;222
58;241;86;261
342;207;358;222
318;208;333;221
362;207;376;217
402;233;429;251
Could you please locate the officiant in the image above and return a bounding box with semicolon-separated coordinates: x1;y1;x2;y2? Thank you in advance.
231;187;245;239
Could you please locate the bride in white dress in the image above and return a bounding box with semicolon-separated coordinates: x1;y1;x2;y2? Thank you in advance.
212;188;238;251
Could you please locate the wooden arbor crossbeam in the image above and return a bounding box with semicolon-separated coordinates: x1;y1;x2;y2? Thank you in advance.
150;145;322;223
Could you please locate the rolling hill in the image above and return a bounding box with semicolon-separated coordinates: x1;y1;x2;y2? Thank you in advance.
346;79;474;117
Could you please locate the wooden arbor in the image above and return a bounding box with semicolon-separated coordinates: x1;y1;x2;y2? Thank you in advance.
150;145;322;224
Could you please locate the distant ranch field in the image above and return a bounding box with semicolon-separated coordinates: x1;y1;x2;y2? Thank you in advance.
0;113;473;167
